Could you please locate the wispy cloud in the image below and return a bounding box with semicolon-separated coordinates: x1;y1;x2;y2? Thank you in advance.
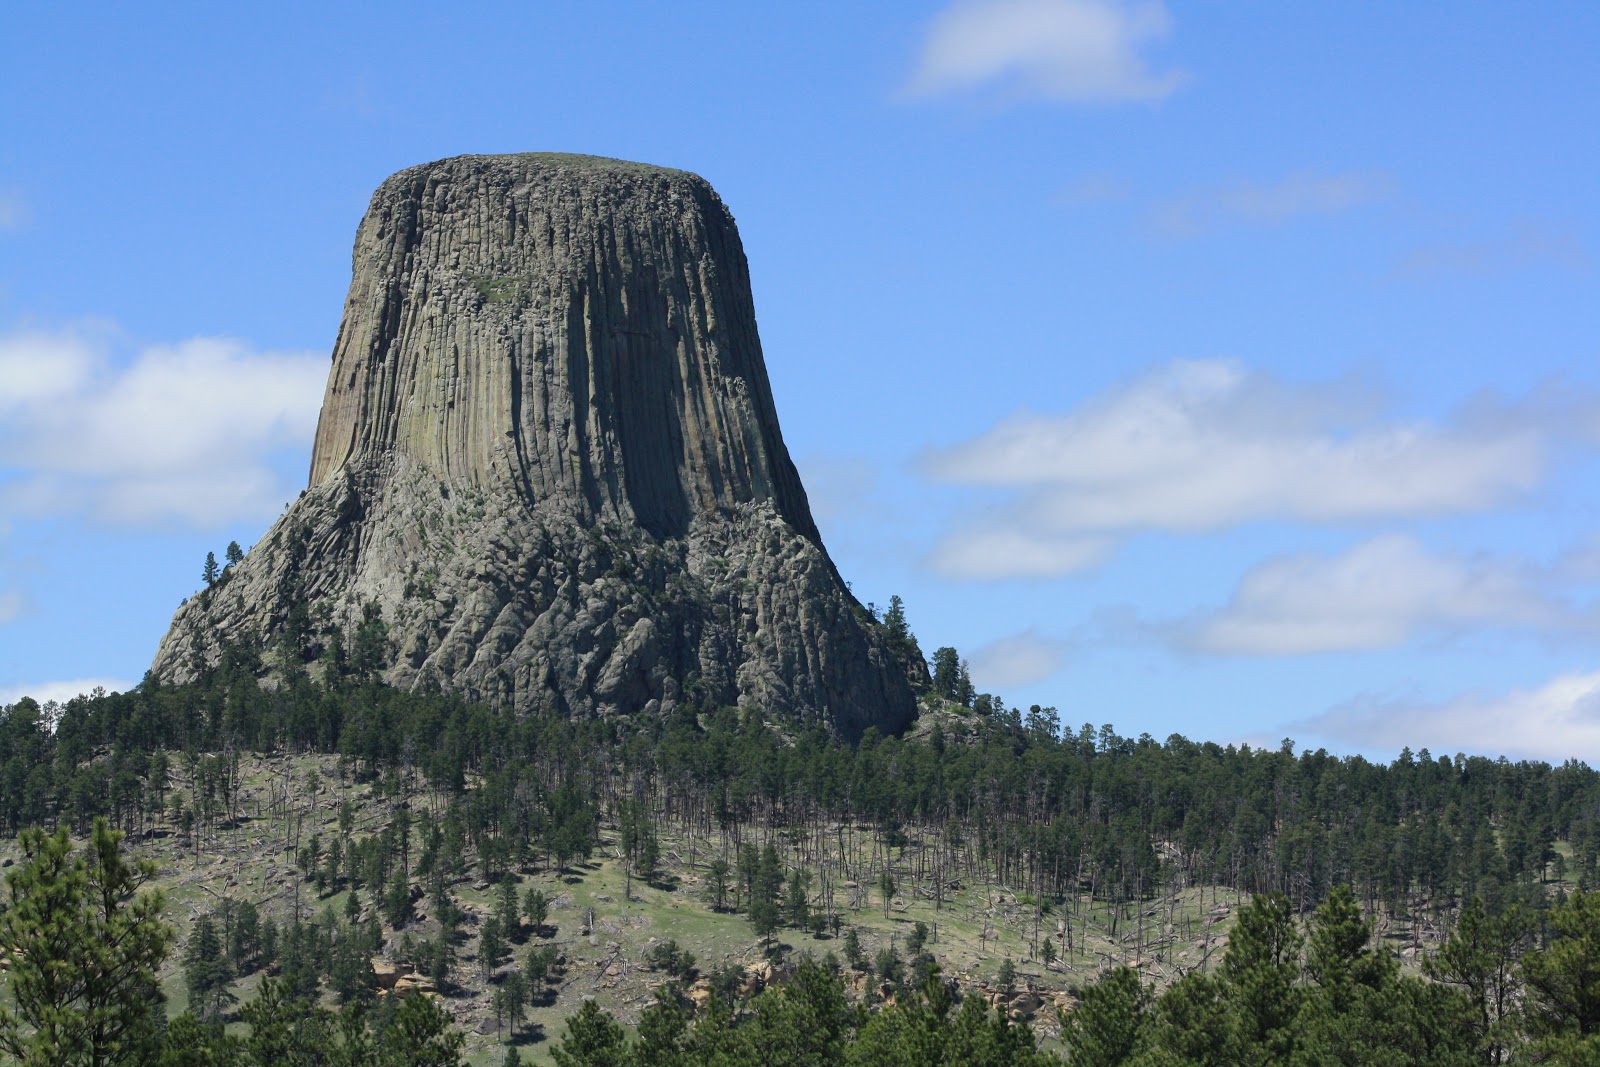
1182;535;1574;656
0;189;28;231
929;528;1113;580
923;359;1547;579
0;588;24;625
1052;171;1130;207
0;324;325;527
795;454;882;523
968;628;1074;688
1303;670;1600;762
904;0;1185;104
1400;220;1589;277
1149;170;1394;237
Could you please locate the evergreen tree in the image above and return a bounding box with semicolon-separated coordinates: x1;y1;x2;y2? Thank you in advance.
883;594;910;646
495;876;520;940
184;914;233;1021
1426;896;1532;1063
385;870;415;928
633;986;692;1067
551;998;627;1067
0;818;174;1066
502;970;528;1037
785;868;811;930
705;858;732;912
480;916;508;979
1059;966;1148;1067
229;899;262;974
523;886;550;935
930;647;961;700
378;991;467;1067
845;928;865;971
1521;889;1600;1056
1220;891;1302;1063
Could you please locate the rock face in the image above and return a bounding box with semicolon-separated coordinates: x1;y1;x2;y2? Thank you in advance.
152;153;920;739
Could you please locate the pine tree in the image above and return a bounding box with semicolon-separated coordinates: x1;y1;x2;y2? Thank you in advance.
705;858;731;912
1220;891;1303;1063
378;991;467;1066
495;876;520;940
203;551;220;588
184;914;233;1020
1521;888;1600;1053
0;819;175;1066
930;647;961;699
481;916;508;979
552;998;627;1067
523;887;549;935
503;970;528;1037
785;868;811;930
1059;966;1149;1067
1426;896;1531;1062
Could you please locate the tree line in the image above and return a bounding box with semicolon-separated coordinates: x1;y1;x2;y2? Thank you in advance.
8;635;1598;947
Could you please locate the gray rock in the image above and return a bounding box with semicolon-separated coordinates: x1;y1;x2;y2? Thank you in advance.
152;152;920;739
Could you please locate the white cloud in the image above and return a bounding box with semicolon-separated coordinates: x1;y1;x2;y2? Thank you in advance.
1185;535;1567;655
1151;170;1394;236
929;527;1112;579
1400;220;1590;277
0;325;102;409
0;677;134;708
0;325;326;526
904;0;1185;104
924;359;1547;579
969;628;1073;688
1304;670;1600;762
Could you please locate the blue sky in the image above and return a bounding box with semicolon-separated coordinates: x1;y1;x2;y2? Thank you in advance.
3;2;1599;760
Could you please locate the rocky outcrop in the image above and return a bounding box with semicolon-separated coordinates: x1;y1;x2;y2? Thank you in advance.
152;153;919;739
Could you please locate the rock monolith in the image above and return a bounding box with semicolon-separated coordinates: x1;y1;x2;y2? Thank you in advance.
151;153;920;739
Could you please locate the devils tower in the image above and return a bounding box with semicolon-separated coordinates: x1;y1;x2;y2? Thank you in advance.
151;153;919;739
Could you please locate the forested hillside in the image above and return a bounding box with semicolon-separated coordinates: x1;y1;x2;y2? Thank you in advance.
14;640;1598;924
3;643;1600;1063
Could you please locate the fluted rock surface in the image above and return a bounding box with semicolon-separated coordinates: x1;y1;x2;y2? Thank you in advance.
152;153;920;739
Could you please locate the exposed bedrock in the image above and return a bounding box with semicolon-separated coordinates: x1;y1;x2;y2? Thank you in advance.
152;153;921;739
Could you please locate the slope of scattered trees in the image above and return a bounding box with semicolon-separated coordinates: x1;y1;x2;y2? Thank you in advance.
544;883;1600;1066
5;606;1600;1063
8;636;1597;936
9;818;1600;1065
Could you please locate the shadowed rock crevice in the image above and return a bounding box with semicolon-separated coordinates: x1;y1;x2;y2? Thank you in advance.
152;153;919;739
